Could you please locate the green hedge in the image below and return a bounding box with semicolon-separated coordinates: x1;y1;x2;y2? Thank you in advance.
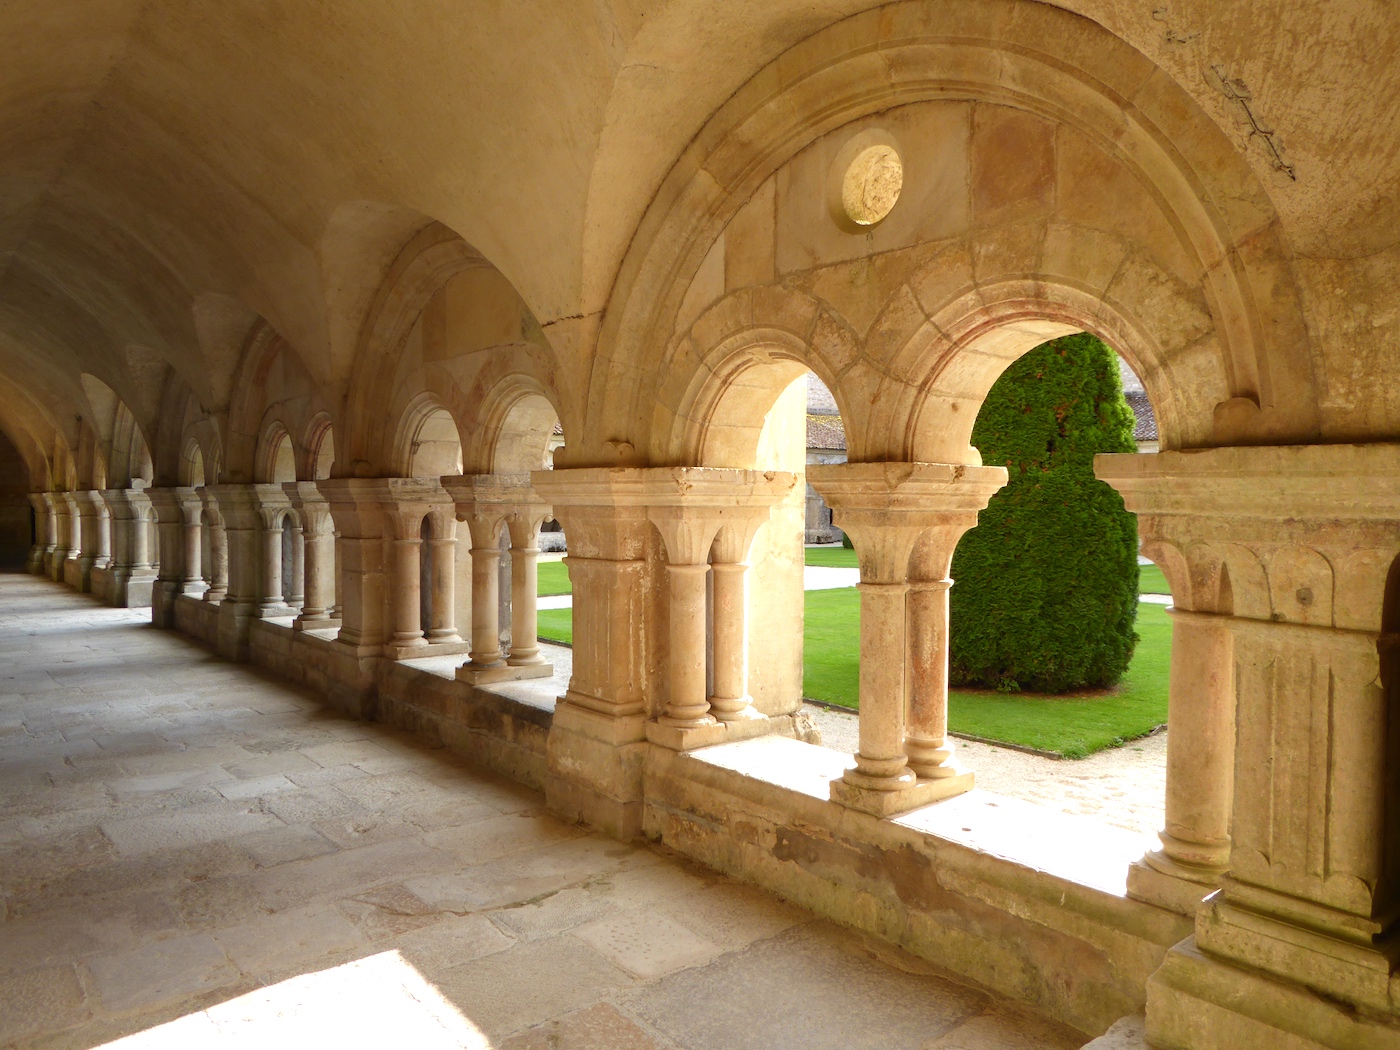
949;333;1139;693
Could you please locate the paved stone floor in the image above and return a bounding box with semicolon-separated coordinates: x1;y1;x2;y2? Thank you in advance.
0;574;1083;1050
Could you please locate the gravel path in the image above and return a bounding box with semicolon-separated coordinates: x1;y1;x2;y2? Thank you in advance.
803;703;1166;842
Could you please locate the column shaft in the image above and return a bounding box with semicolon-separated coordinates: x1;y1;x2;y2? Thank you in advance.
468;544;503;666
660;563;715;727
708;561;758;721
905;579;956;777
849;581;915;786
507;544;545;665
393;536;425;645
426;536;460;641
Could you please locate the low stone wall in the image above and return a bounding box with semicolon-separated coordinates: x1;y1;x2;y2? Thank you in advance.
377;661;551;790
237;616;552;789
642;737;1191;1036
174;593;219;645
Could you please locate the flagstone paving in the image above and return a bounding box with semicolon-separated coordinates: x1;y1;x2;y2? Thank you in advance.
0;574;1083;1049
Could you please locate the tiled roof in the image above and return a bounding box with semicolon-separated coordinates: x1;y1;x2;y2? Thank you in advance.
1126;391;1158;441
807;414;847;450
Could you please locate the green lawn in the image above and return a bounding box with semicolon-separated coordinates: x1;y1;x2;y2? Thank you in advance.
1138;563;1170;595
537;607;573;644
538;559;571;596
804;545;858;568
804;588;1170;757
811;545;1172;598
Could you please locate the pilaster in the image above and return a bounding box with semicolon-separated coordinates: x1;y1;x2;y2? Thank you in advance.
1099;444;1400;1049
530;467;654;839
99;488;156;608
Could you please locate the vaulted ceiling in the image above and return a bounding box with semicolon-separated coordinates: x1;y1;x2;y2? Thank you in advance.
2;0;1396;480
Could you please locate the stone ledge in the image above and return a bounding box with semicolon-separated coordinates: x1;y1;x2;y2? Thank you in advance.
642;735;1191;1036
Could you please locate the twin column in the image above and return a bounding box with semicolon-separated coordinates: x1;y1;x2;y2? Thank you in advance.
806;463;1007;817
444;473;552;684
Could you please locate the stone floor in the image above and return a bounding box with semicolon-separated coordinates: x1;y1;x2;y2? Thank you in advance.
0;574;1084;1050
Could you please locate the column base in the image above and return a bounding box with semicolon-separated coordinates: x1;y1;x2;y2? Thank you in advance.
829;765;974;817
1196;884;1397;1013
293;614;341;632
645;711;773;752
456;659;553;684
545;696;648;841
385;639;472;661
1126;851;1224;916
1147;936;1400;1050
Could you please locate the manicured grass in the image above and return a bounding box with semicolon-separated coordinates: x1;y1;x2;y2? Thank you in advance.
1138;563;1170;595
804;546;858;569
537;608;573;645
810;543;1172;598
538;559;571;596
803;588;1170;757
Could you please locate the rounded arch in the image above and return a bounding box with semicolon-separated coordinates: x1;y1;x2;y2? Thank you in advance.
342;223;488;474
393;394;463;478
304;413;337;481
650;287;853;467
590;0;1317;468
255;420;298;484
898;276;1186;466
180;439;206;488
466;374;564;475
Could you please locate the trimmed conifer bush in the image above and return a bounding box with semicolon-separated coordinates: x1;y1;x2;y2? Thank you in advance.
948;332;1139;693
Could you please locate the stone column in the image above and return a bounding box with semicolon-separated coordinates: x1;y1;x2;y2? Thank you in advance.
258;510;288;616
287;520;305;609
208;485;262;659
1099;445;1400;1050
320;479;390;653
38;493;59;577
529;468;652;838
426;508;462;643
388;507;427;650
48;492;74;582
100;488;156;607
905;579;954;778
286;482;336;629
68;491;105;592
505;510;548;666
180;497;203;594
61;492;84;587
444;474;550;684
644;472;793;751
808;463;1005;817
149;487;206;627
199;488;228;602
707;520;772;725
27;493;51;574
465;512;506;667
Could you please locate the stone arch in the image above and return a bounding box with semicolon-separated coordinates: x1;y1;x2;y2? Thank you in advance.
466;374;563;475
341;223;489;475
304;413;337;481
255;419;298;484
180;439;206;488
894;273;1189;466
590;0;1317;469
652;287;854;467
393;394;463;479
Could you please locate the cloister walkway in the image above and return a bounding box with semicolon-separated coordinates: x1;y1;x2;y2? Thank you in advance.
0;573;1082;1049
